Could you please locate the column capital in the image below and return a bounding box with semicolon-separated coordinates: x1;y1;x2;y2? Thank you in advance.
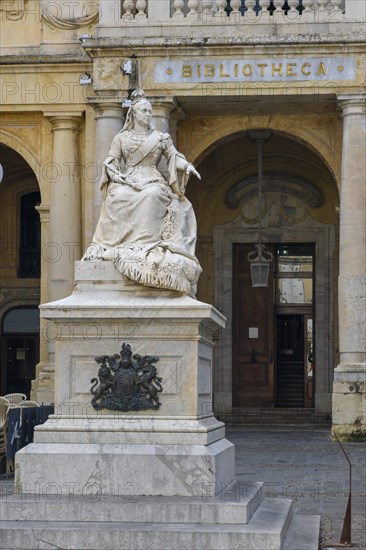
149;96;180;114
43;112;84;131
337;94;366;116
170;105;186;125
35;204;50;224
88;98;125;119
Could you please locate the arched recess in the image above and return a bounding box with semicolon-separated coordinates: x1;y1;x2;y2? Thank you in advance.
0;142;42;397
182;118;341;191
185;129;339;419
0;130;42;195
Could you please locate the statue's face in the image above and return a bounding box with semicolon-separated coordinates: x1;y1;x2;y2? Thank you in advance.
133;100;152;128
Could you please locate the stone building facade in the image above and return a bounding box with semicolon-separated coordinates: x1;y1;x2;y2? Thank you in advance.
0;0;365;439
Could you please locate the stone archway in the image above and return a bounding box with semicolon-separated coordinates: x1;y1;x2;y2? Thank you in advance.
180;115;342;191
0;143;42;397
185;129;339;420
0;131;41;184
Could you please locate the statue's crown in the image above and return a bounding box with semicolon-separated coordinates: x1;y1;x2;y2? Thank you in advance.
121;343;132;360
131;88;146;105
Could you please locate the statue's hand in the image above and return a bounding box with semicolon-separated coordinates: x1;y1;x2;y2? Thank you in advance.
186;163;201;180
107;164;126;184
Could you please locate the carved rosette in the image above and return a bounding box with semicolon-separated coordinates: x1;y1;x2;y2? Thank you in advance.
0;0;27;20
40;0;99;29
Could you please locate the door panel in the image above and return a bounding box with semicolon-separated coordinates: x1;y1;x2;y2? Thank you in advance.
233;243;275;407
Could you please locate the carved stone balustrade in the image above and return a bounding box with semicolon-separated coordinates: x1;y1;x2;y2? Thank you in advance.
98;0;366;25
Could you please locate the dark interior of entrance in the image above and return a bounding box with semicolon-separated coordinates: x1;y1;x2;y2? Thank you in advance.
233;243;314;408
0;308;40;397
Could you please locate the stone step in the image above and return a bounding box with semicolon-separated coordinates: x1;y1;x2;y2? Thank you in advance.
282;513;321;550
0;481;263;525
0;498;293;550
217;408;331;426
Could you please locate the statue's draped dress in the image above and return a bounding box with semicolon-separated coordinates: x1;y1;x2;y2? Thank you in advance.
85;129;202;295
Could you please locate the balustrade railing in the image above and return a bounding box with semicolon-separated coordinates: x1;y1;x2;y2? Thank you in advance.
99;0;362;24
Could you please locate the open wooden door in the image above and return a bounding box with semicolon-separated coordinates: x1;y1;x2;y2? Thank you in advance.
233;243;275;407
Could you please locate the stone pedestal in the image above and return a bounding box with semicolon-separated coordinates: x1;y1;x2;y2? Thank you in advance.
11;262;321;548
16;261;234;497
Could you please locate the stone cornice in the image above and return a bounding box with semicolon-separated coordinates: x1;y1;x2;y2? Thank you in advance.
83;22;366;57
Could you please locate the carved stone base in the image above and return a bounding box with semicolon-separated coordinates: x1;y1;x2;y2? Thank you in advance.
15;261;233;496
11;262;321;547
332;366;366;441
16;439;234;497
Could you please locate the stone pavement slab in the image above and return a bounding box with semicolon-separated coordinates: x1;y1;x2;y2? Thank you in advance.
227;428;366;549
1;427;363;549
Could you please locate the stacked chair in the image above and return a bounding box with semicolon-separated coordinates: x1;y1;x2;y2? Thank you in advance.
0;396;10;476
3;393;27;407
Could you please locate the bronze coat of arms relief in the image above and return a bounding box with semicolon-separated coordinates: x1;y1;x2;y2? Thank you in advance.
90;343;163;412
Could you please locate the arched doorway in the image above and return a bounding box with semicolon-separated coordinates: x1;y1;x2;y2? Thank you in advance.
0;143;41;397
186;130;339;418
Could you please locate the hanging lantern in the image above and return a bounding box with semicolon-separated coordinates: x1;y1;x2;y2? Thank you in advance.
246;130;273;287
247;243;274;287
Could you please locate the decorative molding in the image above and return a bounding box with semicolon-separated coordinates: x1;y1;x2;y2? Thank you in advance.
225;172;323;209
35;204;50;224
0;289;40;321
0;165;35;186
0;0;27;20
40;0;99;29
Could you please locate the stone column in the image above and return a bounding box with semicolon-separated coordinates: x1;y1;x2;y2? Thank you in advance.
170;105;186;146
150;97;183;176
44;113;83;302
333;94;366;440
31;204;55;404
150;96;179;134
33;113;83;404
89;101;125;231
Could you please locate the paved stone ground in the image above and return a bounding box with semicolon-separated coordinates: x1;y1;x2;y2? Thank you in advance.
0;427;364;549
227;427;366;550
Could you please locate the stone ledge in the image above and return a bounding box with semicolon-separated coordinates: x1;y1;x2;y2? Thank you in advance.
33;415;226;445
0;498;293;550
1;481;264;525
91;22;366;46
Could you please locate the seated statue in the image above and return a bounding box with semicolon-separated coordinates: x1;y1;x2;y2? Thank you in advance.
83;89;202;297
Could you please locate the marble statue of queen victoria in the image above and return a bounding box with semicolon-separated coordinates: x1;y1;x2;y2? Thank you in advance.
84;89;202;296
